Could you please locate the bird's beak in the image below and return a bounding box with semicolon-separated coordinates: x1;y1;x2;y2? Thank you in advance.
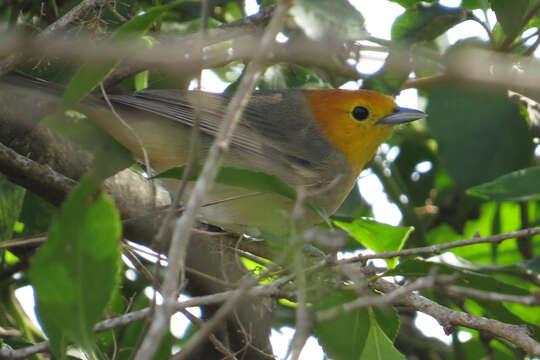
378;106;427;125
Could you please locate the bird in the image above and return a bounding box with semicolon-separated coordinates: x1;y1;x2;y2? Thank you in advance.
2;73;426;236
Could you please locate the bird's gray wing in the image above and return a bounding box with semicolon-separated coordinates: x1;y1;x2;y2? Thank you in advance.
109;89;333;177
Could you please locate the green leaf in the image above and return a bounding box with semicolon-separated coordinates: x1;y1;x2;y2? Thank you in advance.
315;290;370;360
387;0;435;7
161;17;223;36
432;202;540;266
426;82;532;188
43;3;175;179
290;0;368;41
514;256;540;275
333;185;370;218
393;132;438;206
466;299;540;342
391;3;467;42
62;62;116;109
362;52;411;94
17;190;56;237
365;4;466;94
259;64;330;90
373;306;400;342
458;337;515;359
223;2;244;22
492;257;540;289
155;165;297;200
489;0;529;40
0;175;25;241
359;309;405;360
467;167;540;202
386;258;530;295
63;3;176;108
477;300;529;326
462;0;490;10
29;176;122;359
114;292;178;360
135;70;149;91
334;218;413;268
316;291;403;360
42;111;134;179
506;301;540;334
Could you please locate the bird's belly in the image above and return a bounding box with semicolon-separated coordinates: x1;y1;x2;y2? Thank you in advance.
189;183;298;236
160;171;357;237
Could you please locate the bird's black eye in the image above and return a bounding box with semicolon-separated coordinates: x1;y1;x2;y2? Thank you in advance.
352;106;369;121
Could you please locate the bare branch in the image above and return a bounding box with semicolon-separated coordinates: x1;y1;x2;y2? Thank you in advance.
340;227;540;263
133;3;292;359
0;141;77;205
372;278;540;357
0;236;46;250
444;285;540;306
104;4;276;86
316;274;458;322
179;308;239;360
0;30;364;80
0;280;287;359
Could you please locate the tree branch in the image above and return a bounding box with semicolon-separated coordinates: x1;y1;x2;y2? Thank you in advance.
0;141;76;205
340;227;540;263
444;285;540;306
0;274;289;359
372;278;540;357
316;274;458;322
133;3;292;359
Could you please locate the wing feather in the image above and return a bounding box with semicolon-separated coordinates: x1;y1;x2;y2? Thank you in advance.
109;89;334;180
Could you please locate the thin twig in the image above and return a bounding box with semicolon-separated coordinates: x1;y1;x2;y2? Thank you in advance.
316;274;458;322
122;246;162;291
152;0;209;251
179;308;239;360
340;227;540;263
167;4;292;359
0;236;47;249
402;74;449;90
510;29;539;52
0;30;361;79
443;285;540;306
0;279;286;359
99;83;153;181
467;12;494;45
522;1;540;29
524;35;540;56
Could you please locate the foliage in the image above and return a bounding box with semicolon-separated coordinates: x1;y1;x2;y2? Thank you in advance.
0;0;539;359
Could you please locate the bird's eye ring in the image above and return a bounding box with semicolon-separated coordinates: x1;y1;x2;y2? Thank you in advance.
352;106;369;121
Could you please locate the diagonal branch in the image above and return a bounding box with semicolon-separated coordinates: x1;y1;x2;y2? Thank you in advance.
372;278;540;357
132;2;292;359
340;227;540;263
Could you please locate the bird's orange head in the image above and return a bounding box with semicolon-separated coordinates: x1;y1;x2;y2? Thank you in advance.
304;89;425;173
